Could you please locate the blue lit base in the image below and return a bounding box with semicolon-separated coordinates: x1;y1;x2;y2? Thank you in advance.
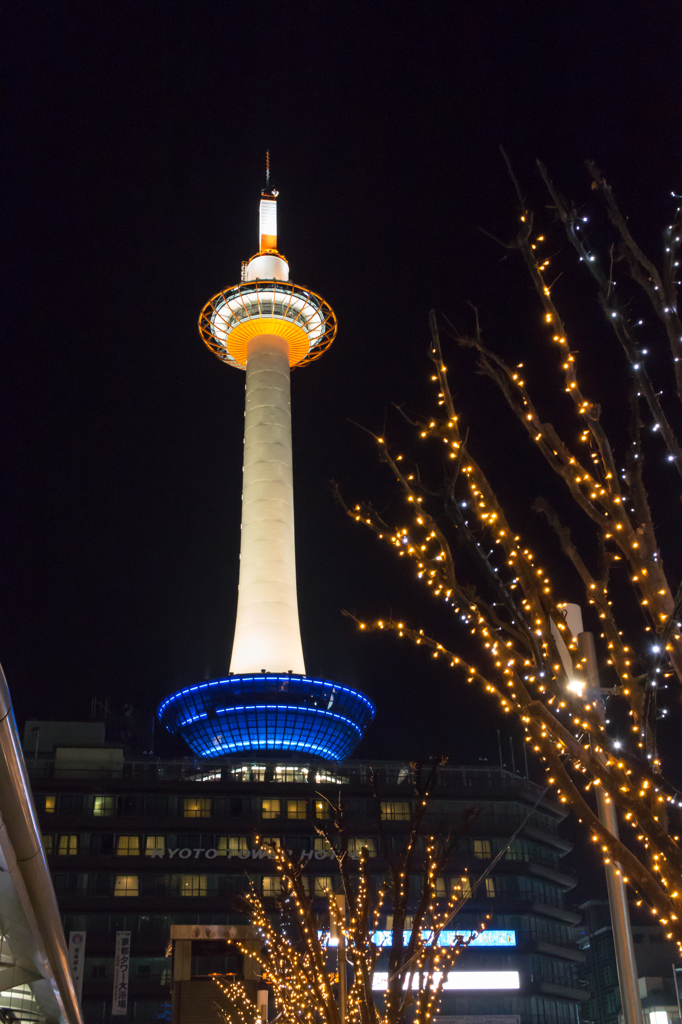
158;674;375;761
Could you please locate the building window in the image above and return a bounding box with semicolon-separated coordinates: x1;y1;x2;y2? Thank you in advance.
460;876;473;898
380;801;410;821
347;837;377;857
286;800;307;820
262;876;282;897
384;914;412;930
435;878;446;897
273;766;308;784
315;799;332;820
505;840;530;862
44;796;56;814
57;835;78;856
145;836;165;856
314;836;333;853
485;877;496;898
473;839;491;859
314;877;332;896
42;834;54;854
114;875;139;897
116;836;140;856
261;799;281;820
183;798;211;819
217;837;249;856
180;875;207;897
93;796;115;817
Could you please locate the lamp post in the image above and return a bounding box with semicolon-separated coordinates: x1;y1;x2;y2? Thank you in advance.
557;605;644;1024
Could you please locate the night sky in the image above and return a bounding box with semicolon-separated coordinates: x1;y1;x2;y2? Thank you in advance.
2;1;682;785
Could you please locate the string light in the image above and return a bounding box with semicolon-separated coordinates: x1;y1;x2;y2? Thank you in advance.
338;168;682;949
214;791;489;1024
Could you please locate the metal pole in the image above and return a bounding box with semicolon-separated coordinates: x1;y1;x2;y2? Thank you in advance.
331;894;346;1023
579;631;644;1024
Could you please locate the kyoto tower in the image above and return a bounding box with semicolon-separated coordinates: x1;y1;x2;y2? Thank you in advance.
158;167;374;760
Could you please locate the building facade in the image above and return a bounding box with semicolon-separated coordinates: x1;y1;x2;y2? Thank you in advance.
577;900;680;1024
26;723;587;1024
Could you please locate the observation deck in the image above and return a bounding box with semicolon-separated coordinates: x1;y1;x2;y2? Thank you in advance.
199;280;337;370
158;674;375;761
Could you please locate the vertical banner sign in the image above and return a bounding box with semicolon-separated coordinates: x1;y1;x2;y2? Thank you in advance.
68;932;86;1004
112;931;131;1016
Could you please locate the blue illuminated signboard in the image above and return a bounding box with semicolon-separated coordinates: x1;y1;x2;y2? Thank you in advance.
318;930;516;948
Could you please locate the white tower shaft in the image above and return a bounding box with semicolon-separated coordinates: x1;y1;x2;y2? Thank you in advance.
229;333;306;675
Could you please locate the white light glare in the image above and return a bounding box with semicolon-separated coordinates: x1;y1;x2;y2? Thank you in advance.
566;678;586;697
650;1012;669;1024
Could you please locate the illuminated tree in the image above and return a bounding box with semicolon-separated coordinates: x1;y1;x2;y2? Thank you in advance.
336;162;682;946
214;762;490;1024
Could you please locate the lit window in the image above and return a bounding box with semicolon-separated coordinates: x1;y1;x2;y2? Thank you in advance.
57;834;78;856
145;836;165;856
435;878;446;897
347;837;377;857
473;840;491;859
42;834;54;855
314;836;332;852
180;875;207;897
217;837;249;856
116;836;140;856
274;766;308;783
286;800;307;820
262;876;282;897
385;915;411;930
183;798;211;819
485;878;496;898
45;796;56;814
114;875;139;897
315;799;331;820
460;877;473;898
93;796;115;817
261;799;281;820
314;876;332;896
380;801;410;821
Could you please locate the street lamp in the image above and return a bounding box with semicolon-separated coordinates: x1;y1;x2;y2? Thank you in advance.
554;603;644;1024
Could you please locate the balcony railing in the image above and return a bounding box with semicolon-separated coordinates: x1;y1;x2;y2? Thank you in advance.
27;757;545;796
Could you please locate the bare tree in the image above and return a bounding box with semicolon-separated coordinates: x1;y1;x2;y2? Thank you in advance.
214;762;487;1024
336;163;682;947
